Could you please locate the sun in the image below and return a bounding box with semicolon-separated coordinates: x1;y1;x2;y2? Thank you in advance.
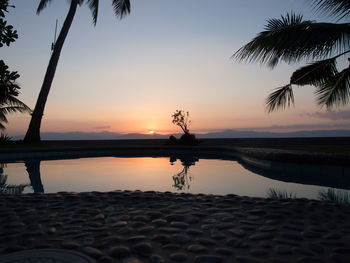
149;130;155;134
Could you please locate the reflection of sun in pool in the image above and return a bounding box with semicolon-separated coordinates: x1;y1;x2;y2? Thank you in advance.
149;130;155;134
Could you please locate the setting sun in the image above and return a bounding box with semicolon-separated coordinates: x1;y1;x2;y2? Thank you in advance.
149;130;155;134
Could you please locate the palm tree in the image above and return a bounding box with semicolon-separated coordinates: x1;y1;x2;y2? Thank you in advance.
0;2;31;130
233;0;350;112
0;60;31;130
24;0;131;142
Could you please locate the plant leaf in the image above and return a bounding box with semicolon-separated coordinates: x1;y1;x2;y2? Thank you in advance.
310;0;350;20
37;0;54;14
266;84;295;112
290;57;338;86
316;67;350;107
112;0;131;19
87;0;99;25
233;12;350;68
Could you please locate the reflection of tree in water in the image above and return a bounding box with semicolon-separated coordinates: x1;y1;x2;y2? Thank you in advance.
170;155;199;191
0;163;29;194
25;160;44;193
0;161;44;194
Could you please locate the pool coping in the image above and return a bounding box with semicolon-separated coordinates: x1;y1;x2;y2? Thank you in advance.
0;144;349;165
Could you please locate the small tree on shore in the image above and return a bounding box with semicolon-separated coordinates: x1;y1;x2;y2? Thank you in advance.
169;110;199;146
172;110;191;135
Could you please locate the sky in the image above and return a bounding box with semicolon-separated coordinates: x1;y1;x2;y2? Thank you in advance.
2;0;350;136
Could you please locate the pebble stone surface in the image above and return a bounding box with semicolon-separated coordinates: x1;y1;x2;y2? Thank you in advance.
1;190;350;263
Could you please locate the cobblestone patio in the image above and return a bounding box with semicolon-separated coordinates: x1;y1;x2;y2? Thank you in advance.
1;190;350;263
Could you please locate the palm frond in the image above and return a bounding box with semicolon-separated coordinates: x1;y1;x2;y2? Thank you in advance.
112;0;131;19
87;0;99;25
266;84;294;112
37;0;54;14
0;133;11;142
290;57;338;86
265;12;304;31
1;105;30;114
0;105;30;129
233;12;350;68
3;96;31;112
0;106;9;129
311;0;350;20
316;67;350;107
0;108;9;123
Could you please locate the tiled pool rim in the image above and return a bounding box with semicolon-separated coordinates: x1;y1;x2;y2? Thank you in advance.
1;145;349;165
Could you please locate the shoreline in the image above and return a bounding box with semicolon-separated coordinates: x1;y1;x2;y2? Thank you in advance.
1;190;350;263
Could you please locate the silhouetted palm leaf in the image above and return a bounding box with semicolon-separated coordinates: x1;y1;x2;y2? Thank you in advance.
234;13;350;68
87;0;99;25
3;95;31;110
0;105;29;116
0;104;30;129
316;67;350;107
112;0;131;19
38;0;130;24
311;0;350;20
235;4;350;111
37;0;54;14
0;132;11;142
290;57;338;86
266;84;294;112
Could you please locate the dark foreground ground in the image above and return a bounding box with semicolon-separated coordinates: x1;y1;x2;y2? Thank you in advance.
1;191;350;263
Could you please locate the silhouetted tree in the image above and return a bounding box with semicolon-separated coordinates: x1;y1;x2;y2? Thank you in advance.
172;110;191;135
170;110;199;145
0;1;30;130
24;0;131;142
233;1;350;112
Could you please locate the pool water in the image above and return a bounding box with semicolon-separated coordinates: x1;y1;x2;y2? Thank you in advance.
1;155;349;199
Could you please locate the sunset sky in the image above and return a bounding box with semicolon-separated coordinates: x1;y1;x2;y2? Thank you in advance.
3;0;350;136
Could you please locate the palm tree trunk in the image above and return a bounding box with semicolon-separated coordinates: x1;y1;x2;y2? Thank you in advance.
24;0;78;143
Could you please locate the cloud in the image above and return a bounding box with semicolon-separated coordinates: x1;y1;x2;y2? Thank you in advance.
94;125;111;130
301;110;350;120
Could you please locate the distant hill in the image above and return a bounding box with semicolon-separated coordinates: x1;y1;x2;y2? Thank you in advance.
13;131;168;140
13;129;350;140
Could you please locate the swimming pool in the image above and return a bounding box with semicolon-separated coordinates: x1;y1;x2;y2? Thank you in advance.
1;150;349;199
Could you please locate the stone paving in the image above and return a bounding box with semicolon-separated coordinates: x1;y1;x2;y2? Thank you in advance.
1;190;350;263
